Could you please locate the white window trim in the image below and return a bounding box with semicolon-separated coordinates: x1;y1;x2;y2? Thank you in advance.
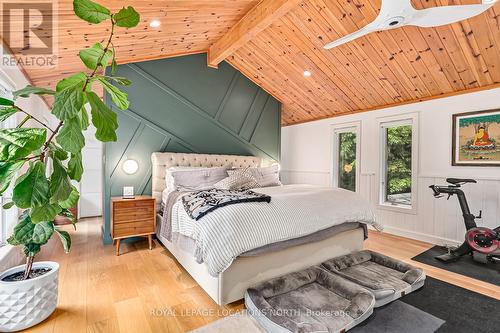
0;72;16;246
330;121;361;193
377;113;419;215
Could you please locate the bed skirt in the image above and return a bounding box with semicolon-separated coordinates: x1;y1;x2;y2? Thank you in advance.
156;226;365;305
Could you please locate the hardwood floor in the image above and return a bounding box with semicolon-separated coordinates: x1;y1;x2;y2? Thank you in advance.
25;217;499;333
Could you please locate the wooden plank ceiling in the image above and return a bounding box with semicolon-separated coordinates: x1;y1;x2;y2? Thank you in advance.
19;0;259;92
6;0;500;126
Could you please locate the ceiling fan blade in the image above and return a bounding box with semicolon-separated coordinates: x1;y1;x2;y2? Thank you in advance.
323;26;376;49
379;0;415;18
409;2;497;28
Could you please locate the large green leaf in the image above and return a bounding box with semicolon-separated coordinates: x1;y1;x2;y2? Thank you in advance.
13;85;55;99
67;152;84;181
97;77;129;110
59;208;77;228
56;72;87;92
49;158;73;204
23;243;41;257
0;106;17;122
111;57;118;75
59;186;80;209
12;161;49;209
52;81;85;120
7;211;33;245
30;202;62;223
86;91;118;141
0;160;24;195
31;221;54;244
55;229;71;253
79;43;113;70
114;6;140;28
0;97;14;106
80;108;90;130
49;143;68;161
56;117;85;154
98;75;131;86
0;128;46;161
73;0;111;24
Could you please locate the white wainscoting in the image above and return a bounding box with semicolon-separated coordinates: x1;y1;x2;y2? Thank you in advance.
281;170;500;246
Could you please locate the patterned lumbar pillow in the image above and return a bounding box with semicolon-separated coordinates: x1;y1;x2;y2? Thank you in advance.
214;169;260;191
229;164;282;187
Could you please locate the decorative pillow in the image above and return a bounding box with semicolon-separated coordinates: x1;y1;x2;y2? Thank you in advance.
165;166;200;192
213;170;260;190
170;165;231;192
229;164;281;187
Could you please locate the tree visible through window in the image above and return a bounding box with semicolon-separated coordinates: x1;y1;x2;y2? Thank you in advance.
338;132;357;192
385;125;412;205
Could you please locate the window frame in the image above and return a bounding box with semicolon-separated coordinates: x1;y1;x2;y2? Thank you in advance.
377;113;419;214
330;121;361;193
0;72;17;246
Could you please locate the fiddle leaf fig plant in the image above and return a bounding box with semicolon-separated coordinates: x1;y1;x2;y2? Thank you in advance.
0;0;139;280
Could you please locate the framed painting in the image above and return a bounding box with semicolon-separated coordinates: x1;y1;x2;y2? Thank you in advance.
452;109;500;166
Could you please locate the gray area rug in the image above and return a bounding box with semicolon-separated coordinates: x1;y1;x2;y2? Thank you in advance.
350;300;444;333
190;302;444;333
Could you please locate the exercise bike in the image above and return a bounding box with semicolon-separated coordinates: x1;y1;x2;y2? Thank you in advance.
429;178;500;264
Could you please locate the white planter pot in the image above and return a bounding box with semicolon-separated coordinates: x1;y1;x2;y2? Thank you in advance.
0;261;59;332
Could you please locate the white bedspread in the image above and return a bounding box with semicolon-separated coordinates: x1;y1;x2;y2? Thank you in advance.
170;184;381;276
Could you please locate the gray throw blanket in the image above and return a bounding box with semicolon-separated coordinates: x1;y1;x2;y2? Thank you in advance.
182;188;271;220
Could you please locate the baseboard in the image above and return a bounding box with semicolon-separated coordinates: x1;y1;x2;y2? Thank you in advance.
377;225;461;247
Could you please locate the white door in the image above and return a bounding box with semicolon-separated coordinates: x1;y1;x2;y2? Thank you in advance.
79;125;103;218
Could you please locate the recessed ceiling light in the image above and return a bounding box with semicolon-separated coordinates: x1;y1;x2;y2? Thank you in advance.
303;70;311;77
149;20;161;28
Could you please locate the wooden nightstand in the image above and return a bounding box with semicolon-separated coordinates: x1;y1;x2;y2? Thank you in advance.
111;196;156;255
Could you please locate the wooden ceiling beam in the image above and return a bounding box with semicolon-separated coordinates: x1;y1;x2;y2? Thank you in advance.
207;0;302;68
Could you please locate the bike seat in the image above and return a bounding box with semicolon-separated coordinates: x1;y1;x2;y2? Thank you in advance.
446;178;477;185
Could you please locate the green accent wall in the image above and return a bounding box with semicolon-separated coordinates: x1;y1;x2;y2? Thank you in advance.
102;53;281;243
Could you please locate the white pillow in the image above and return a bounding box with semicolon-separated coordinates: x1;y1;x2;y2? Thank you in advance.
170;165;231;191
228;165;281;187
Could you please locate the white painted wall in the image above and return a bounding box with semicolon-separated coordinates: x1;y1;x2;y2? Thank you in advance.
281;88;500;246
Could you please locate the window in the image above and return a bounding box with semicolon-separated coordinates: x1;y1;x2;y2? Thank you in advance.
332;123;360;192
0;74;16;246
379;114;418;212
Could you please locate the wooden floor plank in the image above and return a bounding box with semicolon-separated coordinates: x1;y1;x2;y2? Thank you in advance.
21;217;500;333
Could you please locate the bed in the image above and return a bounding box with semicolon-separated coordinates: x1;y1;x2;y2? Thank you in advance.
152;152;379;305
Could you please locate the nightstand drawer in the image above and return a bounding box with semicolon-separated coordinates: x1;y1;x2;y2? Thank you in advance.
113;207;154;223
113;224;155;238
114;200;154;209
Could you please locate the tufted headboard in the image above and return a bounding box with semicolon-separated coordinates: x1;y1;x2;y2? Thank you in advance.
151;152;268;204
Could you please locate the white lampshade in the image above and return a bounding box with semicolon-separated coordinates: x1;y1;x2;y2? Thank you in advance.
122;159;139;175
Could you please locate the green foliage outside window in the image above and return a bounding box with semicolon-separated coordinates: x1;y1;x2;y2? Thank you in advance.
386;125;412;197
338;132;356;192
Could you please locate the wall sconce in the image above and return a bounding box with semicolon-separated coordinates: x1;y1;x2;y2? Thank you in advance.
122;159;139;175
122;159;138;198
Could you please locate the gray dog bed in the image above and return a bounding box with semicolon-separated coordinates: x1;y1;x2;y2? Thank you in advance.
321;250;425;307
245;266;375;333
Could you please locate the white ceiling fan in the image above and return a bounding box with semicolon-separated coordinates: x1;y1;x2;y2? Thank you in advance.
324;0;498;49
